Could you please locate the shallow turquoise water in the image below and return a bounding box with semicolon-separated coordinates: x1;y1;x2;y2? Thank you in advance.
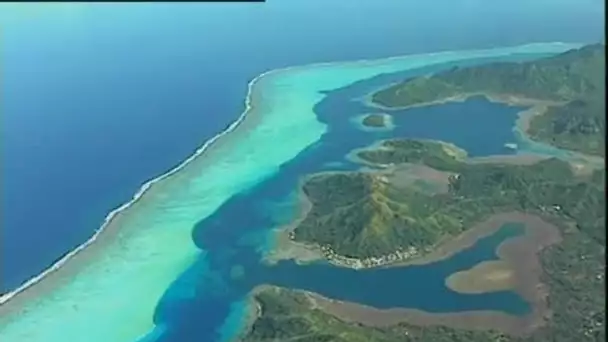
0;43;581;342
155;48;579;341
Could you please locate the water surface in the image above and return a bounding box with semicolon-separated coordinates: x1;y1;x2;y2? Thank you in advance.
0;30;586;342
155;53;562;341
2;1;602;291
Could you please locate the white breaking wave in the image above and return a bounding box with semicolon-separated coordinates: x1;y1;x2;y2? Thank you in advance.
0;68;275;306
0;41;580;307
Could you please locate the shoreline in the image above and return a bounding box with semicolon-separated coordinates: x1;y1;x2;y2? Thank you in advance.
263;167;406;267
444;214;561;299
255;212;562;337
262;175;322;266
361;87;606;165
2;42;579;306
352;113;395;132
0;42;583;341
267;143;564;269
363;90;566;137
0;68;272;307
232;286;268;342
315;213;561;336
359;90;604;168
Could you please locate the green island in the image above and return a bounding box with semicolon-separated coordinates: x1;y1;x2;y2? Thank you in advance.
361;113;391;128
289;138;603;263
240;44;605;341
242;139;605;341
372;44;605;157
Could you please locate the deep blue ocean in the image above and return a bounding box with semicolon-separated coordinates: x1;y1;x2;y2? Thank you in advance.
1;2;604;340
2;0;602;293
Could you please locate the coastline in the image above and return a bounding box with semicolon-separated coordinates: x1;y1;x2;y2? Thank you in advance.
231;286;268;342
254;212;562;337
352;113;395;132
0;42;583;342
3;42;580;306
268;139;567;269
360;89;605;167
0;68;271;308
362;85;606;168
262;175;322;266
362;90;568;148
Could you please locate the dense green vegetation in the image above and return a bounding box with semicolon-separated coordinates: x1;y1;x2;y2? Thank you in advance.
357;139;465;170
244;201;605;342
361;113;388;128
527;99;605;156
294;171;455;258
243;287;401;342
242;239;605;342
293;138;604;259
372;44;605;156
241;44;606;342
243;142;605;340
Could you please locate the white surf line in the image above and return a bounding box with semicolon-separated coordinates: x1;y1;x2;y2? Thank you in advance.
0;41;579;307
0;69;273;307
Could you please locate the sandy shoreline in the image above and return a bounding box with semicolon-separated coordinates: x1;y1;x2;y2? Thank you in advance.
255;212;562;337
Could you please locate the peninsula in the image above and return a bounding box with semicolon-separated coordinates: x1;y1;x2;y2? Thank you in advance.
242;44;606;341
244;143;605;341
6;42;579;342
372;44;605;157
287;138;603;264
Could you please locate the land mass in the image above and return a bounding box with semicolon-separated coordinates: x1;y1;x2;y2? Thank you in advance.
250;136;604;340
288;138;603;264
244;212;568;341
243;155;604;340
242;44;605;342
361;113;391;128
372;44;605;156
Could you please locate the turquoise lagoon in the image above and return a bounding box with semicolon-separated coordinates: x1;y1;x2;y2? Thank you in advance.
0;43;581;342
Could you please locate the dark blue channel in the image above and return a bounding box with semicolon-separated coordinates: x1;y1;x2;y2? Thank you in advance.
154;53;551;341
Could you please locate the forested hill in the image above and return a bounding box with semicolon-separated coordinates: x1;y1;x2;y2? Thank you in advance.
372;44;605;156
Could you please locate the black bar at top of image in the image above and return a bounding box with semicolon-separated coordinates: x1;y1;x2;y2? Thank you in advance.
6;0;266;3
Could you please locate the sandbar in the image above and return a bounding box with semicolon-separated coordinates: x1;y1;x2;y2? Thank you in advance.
446;260;516;294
